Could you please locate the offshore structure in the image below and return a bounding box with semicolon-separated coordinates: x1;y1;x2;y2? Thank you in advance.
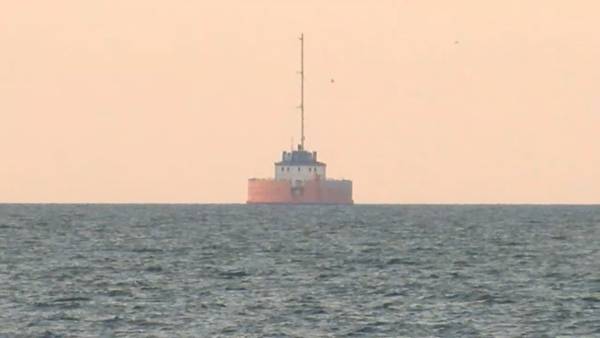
247;34;353;204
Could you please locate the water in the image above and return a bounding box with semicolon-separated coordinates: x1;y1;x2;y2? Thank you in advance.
1;205;599;337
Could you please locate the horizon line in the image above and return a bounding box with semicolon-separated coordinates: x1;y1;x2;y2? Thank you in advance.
1;202;599;206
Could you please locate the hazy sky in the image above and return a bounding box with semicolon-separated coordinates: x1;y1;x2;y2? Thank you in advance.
1;1;599;203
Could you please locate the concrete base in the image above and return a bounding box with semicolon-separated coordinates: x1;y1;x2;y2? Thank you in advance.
247;178;353;204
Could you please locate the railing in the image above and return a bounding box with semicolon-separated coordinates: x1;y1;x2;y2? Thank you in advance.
248;178;351;182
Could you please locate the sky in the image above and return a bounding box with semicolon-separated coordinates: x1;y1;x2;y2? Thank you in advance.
1;1;599;203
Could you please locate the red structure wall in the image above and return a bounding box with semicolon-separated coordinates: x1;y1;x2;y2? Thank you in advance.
247;179;353;204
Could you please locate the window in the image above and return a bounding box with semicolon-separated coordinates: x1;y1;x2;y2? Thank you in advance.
286;167;289;172
281;167;284;172
309;167;312;172
298;167;301;171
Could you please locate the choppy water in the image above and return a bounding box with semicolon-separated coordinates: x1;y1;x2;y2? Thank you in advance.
1;205;599;337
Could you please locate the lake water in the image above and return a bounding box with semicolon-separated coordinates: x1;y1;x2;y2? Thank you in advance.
1;204;599;337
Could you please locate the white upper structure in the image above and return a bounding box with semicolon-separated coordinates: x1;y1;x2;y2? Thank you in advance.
274;146;326;184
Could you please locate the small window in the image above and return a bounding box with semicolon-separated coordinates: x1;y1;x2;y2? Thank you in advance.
309;167;312;172
286;167;289;172
298;167;301;172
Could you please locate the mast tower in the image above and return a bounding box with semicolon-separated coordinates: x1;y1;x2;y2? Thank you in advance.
299;33;305;151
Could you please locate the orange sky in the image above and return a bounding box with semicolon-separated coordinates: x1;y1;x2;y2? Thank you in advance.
1;1;599;203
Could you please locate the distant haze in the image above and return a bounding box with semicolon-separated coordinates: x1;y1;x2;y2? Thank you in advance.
1;1;599;203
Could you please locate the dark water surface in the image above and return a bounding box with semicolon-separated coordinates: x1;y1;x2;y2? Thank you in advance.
1;205;599;337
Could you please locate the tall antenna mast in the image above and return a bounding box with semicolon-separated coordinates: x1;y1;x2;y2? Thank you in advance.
299;33;305;151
